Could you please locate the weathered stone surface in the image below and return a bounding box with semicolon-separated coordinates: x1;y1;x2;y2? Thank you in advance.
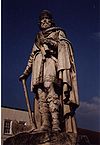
3;131;77;145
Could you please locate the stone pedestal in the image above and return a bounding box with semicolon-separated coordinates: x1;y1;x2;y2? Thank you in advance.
3;131;77;145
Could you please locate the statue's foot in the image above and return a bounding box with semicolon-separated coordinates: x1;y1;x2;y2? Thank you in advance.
27;126;36;133
39;125;51;132
29;125;51;133
52;126;61;132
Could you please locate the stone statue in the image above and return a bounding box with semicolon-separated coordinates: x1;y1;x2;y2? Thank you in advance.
19;10;79;136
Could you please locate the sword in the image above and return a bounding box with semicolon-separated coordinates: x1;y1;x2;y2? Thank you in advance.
22;79;36;129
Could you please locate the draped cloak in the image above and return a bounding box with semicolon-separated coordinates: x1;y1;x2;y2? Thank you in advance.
23;27;79;133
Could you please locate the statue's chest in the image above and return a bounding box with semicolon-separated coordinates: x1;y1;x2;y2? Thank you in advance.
45;31;60;41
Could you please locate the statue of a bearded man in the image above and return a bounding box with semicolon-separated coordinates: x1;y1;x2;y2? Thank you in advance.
19;10;79;135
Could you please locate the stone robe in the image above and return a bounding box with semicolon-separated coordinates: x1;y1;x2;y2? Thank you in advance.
23;27;79;133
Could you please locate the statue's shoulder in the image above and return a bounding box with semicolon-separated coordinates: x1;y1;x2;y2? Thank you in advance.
35;31;43;42
46;27;66;35
36;31;42;37
54;27;66;35
56;28;72;46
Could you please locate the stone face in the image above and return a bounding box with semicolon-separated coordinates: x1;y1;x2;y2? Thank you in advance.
3;131;77;145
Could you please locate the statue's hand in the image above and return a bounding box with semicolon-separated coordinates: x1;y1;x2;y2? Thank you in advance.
42;55;46;61
44;38;58;48
19;74;28;81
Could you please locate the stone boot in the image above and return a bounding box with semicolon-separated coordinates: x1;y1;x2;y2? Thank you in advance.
40;113;51;131
52;112;61;132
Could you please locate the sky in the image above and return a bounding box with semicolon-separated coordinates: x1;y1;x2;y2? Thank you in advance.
2;0;100;131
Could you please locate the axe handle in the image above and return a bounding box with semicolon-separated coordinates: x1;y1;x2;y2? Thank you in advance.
22;79;36;128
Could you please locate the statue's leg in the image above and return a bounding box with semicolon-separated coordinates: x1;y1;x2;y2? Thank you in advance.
44;81;61;132
37;88;50;131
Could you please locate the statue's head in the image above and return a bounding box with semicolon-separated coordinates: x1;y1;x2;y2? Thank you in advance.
39;10;55;30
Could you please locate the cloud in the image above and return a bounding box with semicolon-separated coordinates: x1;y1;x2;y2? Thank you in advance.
78;96;100;114
91;32;100;41
76;97;100;131
94;32;100;38
92;96;100;104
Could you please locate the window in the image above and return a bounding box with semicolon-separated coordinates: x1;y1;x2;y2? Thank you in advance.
4;119;12;134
